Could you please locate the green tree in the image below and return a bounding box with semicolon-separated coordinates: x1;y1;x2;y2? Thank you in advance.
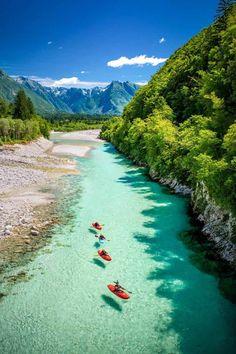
28;97;35;115
14;119;25;140
13;90;31;120
216;0;235;19
0;118;10;139
223;122;236;160
0;98;8;117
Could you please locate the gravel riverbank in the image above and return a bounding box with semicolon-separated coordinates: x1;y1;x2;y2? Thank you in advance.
0;137;76;241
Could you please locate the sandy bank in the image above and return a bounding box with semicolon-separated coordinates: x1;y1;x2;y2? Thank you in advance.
58;129;102;142
51;144;91;157
51;129;103;158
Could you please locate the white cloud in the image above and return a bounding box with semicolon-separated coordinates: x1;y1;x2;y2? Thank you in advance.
22;76;109;89
135;81;148;86
159;37;165;44
80;70;89;74
51;77;109;88
107;55;168;68
53;77;81;86
48;41;52;45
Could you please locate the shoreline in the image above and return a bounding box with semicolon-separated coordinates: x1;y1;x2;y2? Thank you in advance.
0;130;101;270
0;137;75;258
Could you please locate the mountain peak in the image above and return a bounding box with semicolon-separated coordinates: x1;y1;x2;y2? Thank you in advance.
1;70;139;115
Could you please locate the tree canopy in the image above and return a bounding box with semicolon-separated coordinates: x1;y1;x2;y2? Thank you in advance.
0;93;50;143
13;90;33;120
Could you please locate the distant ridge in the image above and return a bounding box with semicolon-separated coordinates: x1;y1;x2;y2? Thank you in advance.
0;69;58;114
0;69;140;115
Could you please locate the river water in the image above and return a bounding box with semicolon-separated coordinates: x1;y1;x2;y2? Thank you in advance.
0;138;236;354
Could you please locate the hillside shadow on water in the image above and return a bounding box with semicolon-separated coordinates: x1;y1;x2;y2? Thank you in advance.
104;143;236;352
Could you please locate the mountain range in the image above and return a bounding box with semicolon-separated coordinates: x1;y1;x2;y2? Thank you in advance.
0;69;139;115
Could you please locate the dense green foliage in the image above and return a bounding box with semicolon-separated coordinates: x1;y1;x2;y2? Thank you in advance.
51;119;106;132
46;112;112;122
101;5;236;214
47;112;111;132
0;94;50;144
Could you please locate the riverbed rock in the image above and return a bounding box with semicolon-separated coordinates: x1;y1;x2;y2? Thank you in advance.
31;230;39;236
5;224;12;230
192;182;236;264
149;169;192;195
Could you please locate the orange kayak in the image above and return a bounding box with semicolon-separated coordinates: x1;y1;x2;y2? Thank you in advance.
107;284;130;299
98;250;112;261
92;223;102;230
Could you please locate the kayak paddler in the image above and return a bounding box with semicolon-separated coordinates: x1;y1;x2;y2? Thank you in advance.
100;249;109;256
113;281;126;293
95;234;109;242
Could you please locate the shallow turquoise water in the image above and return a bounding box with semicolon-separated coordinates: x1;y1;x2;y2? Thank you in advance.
0;140;236;354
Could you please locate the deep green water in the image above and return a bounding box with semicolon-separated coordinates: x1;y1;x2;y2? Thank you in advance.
0;139;236;354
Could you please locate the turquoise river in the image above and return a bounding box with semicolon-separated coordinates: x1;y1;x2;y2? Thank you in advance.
0;136;236;354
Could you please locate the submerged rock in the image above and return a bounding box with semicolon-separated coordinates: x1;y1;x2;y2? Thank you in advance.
0;292;6;300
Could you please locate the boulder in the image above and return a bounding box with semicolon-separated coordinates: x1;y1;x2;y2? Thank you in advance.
31;230;39;236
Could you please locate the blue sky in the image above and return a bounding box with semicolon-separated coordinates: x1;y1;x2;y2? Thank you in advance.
0;0;219;88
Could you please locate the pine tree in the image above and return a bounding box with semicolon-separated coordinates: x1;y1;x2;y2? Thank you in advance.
215;0;235;19
13;90;31;120
0;98;8;117
28;97;35;116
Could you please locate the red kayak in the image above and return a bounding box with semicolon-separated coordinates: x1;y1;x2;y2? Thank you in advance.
107;284;130;300
92;223;102;230
98;250;112;261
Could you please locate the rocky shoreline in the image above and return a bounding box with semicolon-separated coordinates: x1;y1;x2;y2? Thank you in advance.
0;137;76;244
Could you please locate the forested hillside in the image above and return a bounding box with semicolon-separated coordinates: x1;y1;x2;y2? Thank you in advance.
101;4;236;215
0;70;58;114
